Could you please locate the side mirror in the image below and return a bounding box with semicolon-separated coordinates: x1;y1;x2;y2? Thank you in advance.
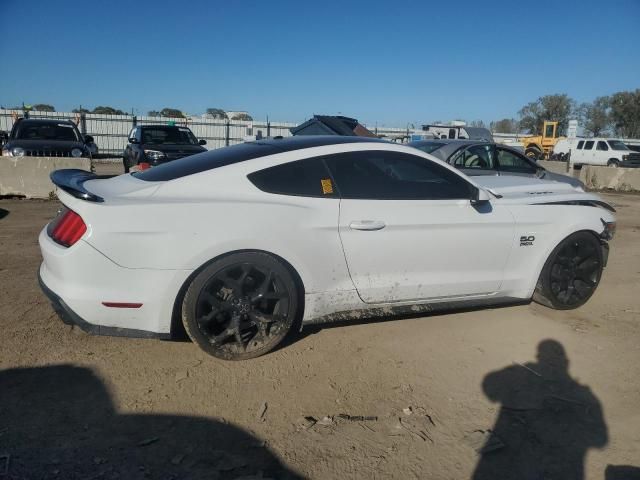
84;135;94;144
198;139;207;145
470;187;491;206
128;137;139;144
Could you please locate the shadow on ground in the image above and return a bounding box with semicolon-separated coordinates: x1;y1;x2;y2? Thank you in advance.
0;365;302;479
472;339;609;480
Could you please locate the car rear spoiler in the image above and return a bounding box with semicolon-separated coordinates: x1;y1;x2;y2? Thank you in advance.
50;169;115;203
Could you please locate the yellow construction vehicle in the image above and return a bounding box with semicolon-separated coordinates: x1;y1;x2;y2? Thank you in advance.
521;121;565;160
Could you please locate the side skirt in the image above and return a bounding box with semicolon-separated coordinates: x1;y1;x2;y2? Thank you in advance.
303;296;528;326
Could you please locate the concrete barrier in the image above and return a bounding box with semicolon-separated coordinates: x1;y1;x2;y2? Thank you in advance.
579;165;640;192
0;157;92;199
538;160;572;175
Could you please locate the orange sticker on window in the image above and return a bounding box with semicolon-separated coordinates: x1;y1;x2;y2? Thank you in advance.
321;178;334;194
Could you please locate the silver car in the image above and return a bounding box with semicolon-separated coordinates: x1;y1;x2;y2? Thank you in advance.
410;139;584;189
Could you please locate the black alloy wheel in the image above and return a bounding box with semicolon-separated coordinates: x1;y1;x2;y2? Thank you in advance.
182;252;300;360
533;232;604;310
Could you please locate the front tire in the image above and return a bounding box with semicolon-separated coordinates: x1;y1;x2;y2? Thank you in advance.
181;252;300;360
533;232;604;310
525;148;542;161
607;159;620;168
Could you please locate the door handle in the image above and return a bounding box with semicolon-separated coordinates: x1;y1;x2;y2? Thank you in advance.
349;220;386;231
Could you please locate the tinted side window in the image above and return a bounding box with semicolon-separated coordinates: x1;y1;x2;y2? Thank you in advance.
326;151;472;200
597;141;608;151
496;148;536;173
584;141;595;150
248;157;335;197
577;140;584;149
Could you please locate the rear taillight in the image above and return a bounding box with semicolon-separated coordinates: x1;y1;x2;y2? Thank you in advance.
138;162;151;171
48;207;87;247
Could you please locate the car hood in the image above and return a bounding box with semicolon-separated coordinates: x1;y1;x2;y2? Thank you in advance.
473;175;612;208
537;169;584;189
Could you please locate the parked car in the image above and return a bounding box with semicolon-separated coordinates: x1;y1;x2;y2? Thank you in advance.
409;139;584;189
1;118;94;158
40;137;616;360
122;125;207;172
562;138;640;167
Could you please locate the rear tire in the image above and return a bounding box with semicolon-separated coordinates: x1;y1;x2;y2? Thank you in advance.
181;252;300;360
533;232;603;310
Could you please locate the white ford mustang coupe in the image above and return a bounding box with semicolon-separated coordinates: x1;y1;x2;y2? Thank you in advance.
39;136;616;360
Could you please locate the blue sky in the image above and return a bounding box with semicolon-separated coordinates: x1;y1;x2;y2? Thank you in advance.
1;0;638;127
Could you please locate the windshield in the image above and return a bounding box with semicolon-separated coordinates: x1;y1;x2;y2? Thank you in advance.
16;122;80;142
141;126;198;145
411;142;443;154
607;140;630;151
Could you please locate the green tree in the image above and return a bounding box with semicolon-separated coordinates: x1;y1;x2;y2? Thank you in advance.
32;104;55;112
609;89;640;138
160;108;185;118
518;94;576;135
147;110;161;117
578;96;611;137
72;107;90;114
231;113;253;121
469;120;486;128
490;118;518;134
206;108;227;119
92;106;126;115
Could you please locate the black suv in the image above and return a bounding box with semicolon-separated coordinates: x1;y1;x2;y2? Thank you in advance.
123;125;207;172
1;119;94;158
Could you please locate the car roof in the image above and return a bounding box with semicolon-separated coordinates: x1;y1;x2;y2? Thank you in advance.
134;135;390;182
253;135;388;149
17;118;76;125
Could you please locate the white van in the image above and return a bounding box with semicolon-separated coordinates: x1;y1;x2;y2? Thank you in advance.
568;138;634;167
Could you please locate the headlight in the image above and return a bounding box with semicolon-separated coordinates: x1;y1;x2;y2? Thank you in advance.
622;154;629;161
143;149;166;161
12;147;25;157
600;220;616;240
71;148;83;157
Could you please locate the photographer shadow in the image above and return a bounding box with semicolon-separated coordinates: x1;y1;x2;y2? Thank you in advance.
473;339;608;480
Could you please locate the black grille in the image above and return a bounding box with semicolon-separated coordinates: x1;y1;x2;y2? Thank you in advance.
165;152;192;160
25;150;73;157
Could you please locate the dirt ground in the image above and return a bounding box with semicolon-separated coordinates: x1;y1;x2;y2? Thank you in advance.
1;164;639;479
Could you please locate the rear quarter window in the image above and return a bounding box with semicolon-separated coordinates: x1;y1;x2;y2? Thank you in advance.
248;158;336;197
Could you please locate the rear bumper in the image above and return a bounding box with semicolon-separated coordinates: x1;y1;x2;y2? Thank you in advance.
38;269;167;339
38;226;192;339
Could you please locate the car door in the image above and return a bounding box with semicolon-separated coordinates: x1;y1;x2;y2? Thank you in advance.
449;144;497;177
325;150;515;304
595;140;609;165
494;147;538;178
582;140;595;165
